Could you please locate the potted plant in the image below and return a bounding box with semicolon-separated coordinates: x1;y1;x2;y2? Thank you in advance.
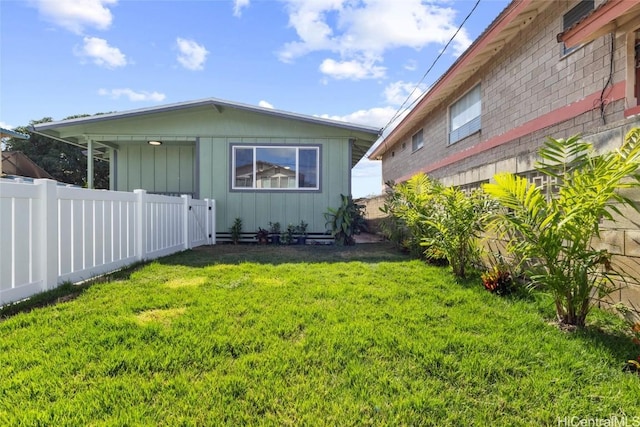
230;217;242;244
269;222;281;244
255;227;269;245
282;223;296;245
295;220;308;245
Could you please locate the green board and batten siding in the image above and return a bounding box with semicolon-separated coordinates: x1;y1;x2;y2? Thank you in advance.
31;99;378;237
199;136;350;234
116;144;196;197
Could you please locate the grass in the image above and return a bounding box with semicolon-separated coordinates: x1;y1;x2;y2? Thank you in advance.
1;243;639;425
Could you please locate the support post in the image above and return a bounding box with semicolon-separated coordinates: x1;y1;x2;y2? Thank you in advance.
134;189;147;261
210;199;216;245
87;137;94;189
37;179;59;290
182;194;191;250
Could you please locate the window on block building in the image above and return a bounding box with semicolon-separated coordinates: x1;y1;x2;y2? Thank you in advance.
412;129;424;152
449;84;481;144
562;0;594;55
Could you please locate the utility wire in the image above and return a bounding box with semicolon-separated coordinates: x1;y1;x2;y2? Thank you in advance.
380;0;482;137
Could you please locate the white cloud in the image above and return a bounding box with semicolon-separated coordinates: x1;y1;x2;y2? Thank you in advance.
258;100;274;109
33;0;117;34
98;88;166;102
76;36;127;68
318;106;393;129
319;58;385;80
233;0;250;17
277;0;472;80
176;38;209;71
383;80;427;106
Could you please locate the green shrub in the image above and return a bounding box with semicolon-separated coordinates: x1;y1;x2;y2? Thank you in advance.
484;128;640;327
230;217;243;244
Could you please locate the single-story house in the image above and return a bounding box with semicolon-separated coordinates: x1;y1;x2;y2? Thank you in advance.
30;98;380;239
369;0;640;305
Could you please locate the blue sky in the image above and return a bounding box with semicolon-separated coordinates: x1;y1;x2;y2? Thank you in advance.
0;0;509;197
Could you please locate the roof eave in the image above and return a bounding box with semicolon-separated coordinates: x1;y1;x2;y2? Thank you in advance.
0;127;30;140
32;97;381;136
557;0;640;48
370;0;545;160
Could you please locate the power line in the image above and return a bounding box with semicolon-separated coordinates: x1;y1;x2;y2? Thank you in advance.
380;0;482;136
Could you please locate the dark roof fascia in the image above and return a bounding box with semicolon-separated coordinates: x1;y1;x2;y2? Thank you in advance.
32;97;381;137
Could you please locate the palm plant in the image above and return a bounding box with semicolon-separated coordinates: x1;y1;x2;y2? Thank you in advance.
421;186;492;279
379;174;443;258
484;128;640;327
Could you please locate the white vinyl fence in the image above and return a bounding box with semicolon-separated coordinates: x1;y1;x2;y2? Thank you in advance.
0;179;215;306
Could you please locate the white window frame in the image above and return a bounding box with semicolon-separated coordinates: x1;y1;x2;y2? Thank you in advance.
411;129;424;152
231;145;320;191
449;84;481;144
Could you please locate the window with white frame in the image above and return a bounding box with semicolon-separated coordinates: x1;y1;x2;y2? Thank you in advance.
411;129;424;151
449;84;481;144
232;145;320;190
562;0;594;55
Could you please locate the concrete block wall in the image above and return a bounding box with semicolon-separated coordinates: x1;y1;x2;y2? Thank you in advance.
382;0;628;185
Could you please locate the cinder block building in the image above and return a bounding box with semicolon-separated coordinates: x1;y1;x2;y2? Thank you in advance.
370;0;640;306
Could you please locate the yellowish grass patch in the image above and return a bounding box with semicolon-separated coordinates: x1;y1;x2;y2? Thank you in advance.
135;307;186;326
165;276;207;288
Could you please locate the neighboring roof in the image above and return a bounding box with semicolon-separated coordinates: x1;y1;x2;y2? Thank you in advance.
370;0;551;159
0;127;29;140
1;151;53;179
557;0;640;48
31;97;381;167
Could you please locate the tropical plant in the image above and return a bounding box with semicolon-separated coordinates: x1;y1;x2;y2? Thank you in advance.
324;194;368;246
379;175;444;260
481;265;514;296
483;128;640;327
295;220;308;245
420;186;493;278
255;227;270;244
295;220;308;237
230;218;243;244
282;223;296;245
269;222;281;244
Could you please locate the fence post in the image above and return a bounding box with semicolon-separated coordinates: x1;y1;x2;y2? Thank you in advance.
134;189;147;261
37;179;59;291
210;199;216;245
182;194;191;250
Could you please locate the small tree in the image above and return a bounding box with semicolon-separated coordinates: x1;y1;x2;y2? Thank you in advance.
484;129;640;327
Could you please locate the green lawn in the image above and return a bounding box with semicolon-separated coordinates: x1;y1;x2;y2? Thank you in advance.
1;243;639;425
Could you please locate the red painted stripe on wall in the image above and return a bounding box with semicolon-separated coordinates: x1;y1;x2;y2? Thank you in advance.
395;81;626;183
